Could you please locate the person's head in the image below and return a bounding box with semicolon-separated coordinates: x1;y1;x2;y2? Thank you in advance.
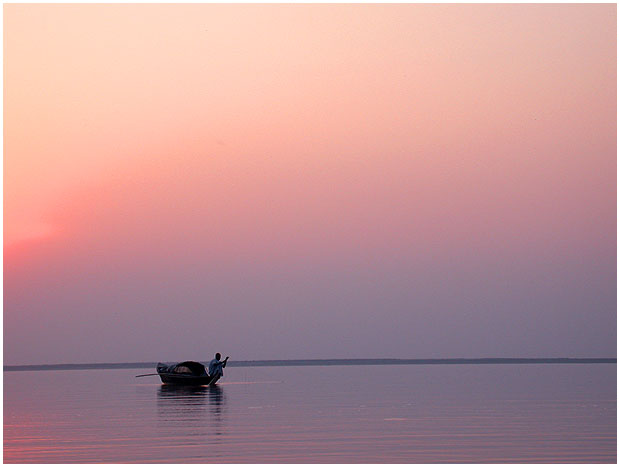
215;353;221;360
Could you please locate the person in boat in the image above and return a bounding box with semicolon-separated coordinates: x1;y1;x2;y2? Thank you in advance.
208;353;229;379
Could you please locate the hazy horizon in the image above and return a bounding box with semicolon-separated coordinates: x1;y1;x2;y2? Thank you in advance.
4;4;616;366
4;357;617;375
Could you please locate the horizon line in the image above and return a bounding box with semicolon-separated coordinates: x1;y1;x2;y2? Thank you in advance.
4;357;617;372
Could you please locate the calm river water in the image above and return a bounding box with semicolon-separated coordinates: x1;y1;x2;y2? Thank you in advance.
4;364;616;463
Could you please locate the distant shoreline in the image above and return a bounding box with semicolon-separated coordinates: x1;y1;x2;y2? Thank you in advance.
4;358;616;372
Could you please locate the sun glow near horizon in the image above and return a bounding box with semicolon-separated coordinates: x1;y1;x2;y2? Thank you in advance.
3;4;616;365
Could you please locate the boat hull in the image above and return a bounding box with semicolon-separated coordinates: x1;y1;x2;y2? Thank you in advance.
156;361;218;386
158;373;214;385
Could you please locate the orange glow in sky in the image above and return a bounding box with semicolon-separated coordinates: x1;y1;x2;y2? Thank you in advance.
4;4;616;364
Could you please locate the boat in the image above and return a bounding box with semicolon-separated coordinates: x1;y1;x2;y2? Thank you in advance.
156;361;220;385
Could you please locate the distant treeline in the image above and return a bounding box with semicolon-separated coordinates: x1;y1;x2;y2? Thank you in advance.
4;357;616;372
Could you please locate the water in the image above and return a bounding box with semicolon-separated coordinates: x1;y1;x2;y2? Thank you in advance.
4;364;616;463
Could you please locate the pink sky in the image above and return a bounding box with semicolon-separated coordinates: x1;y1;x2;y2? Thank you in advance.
4;4;616;364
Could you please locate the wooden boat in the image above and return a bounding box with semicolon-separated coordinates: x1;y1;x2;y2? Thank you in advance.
156;361;220;386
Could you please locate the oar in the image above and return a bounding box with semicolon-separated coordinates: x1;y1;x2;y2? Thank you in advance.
135;373;159;378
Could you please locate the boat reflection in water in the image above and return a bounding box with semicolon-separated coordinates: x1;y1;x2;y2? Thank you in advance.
157;384;227;442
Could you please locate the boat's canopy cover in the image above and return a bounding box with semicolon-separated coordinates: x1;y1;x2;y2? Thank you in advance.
157;361;206;376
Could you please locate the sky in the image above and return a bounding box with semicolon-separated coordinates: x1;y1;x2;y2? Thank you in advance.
4;4;616;365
